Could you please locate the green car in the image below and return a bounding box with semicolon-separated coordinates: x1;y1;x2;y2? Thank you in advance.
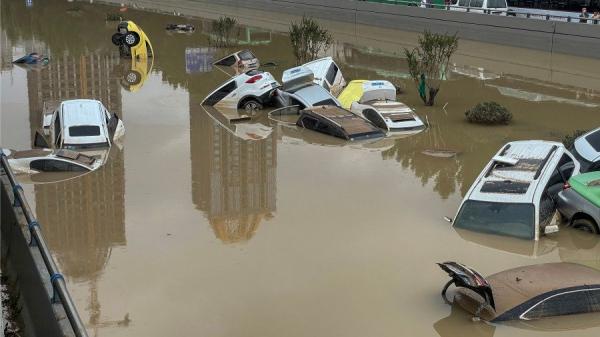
557;172;600;234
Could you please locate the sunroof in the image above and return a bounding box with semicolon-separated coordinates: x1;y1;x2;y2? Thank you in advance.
494;158;542;172
481;180;530;194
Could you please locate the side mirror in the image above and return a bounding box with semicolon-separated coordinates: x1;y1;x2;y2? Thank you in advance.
443;216;453;224
33;130;49;148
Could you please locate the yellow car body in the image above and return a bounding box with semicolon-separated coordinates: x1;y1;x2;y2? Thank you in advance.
121;54;153;92
114;20;154;59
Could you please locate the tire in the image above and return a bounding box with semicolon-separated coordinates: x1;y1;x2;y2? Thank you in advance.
241;99;263;113
123;32;140;47
572;218;600;234
111;33;123;46
124;70;141;85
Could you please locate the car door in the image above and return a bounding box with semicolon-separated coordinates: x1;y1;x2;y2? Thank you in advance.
51;110;63;148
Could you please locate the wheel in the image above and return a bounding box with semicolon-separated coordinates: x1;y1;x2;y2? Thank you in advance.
241;99;263;113
124;70;141;85
111;33;123;46
572;218;600;234
123;32;140;47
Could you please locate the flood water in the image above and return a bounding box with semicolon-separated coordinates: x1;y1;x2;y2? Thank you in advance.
2;0;600;336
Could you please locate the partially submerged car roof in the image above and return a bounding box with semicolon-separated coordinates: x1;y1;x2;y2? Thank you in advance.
297;105;384;141
338;80;396;109
60;99;105;127
488;263;600;320
469;140;566;204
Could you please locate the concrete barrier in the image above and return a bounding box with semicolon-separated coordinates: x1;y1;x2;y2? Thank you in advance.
108;0;600;58
1;171;76;337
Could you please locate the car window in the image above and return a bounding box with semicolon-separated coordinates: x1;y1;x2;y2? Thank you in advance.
30;159;87;172
589;289;600;311
54;113;61;145
363;109;387;130
215;55;236;66
586;132;600;152
524;290;593;320
299;116;319;130
204;81;238;105
487;0;506;8
454;200;535;240
313;99;337;107
238;50;255;61
69;125;101;137
325;63;338;84
470;0;484;8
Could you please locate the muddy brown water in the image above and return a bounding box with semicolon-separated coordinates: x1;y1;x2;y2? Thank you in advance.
2;0;600;336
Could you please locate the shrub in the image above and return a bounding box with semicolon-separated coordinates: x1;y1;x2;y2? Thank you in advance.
465;102;512;125
210;16;237;47
289;16;332;65
405;31;459;106
562;129;588;149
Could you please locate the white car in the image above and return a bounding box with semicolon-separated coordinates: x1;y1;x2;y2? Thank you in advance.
3;148;102;174
36;99;124;151
213;50;259;70
573;127;600;172
338;80;425;134
277;66;341;109
202;70;280;112
450;0;508;14
303;57;346;96
448;140;580;240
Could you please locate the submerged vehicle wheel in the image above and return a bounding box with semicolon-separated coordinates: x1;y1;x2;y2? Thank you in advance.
123;32;140;47
242;99;263;113
125;70;141;85
572;218;600;234
111;33;123;46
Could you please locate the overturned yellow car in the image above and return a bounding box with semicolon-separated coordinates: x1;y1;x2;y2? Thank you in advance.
111;21;153;59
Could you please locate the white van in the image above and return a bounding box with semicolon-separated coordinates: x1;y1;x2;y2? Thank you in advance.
303;57;346;97
450;0;508;14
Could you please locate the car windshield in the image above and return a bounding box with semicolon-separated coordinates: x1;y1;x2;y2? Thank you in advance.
69;125;101;137
454;200;535;240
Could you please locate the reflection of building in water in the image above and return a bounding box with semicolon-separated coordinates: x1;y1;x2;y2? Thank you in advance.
26;52;122;144
185;47;215;74
190;97;277;243
1;29;12;70
27;51;129;332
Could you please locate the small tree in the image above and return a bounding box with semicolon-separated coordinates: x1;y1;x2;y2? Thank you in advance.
210;16;237;47
562;129;588;149
289;16;332;65
405;31;459;106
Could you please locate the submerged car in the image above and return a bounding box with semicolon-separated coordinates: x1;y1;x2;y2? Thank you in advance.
3;148;101;174
213;50;259;70
165;23;195;33
438;262;600;322
277;66;341;109
338;80;425;134
449;141;580;240
12;52;49;65
573;127;600;172
557;172;600;234
111;20;153;59
303;57;346;96
202;70;279;112
296;105;385;141
35;99;124;151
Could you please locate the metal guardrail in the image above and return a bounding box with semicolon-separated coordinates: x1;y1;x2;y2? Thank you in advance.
0;153;89;337
362;0;600;25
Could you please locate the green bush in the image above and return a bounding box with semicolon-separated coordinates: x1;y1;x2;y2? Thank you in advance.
562;129;588;149
210;16;237;47
465;102;512;125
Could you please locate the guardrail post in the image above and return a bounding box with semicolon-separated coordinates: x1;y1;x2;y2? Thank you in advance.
12;184;22;207
28;221;40;246
546;15;550;20
568;17;571;22
50;273;64;303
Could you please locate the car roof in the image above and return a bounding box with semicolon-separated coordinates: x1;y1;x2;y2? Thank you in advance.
303;57;334;79
60;100;105;127
301;105;382;138
574;127;600;162
468;140;565;203
487;263;600;316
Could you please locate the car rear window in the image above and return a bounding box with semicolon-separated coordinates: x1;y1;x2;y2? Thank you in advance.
586;131;600;152
238;50;256;61
69;125;101;137
313;99;337;107
454;200;535;240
